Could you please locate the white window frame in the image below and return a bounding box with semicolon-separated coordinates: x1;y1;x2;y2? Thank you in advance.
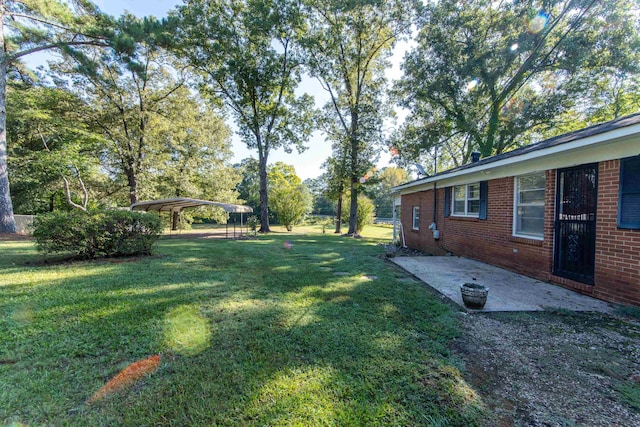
452;183;480;217
513;172;545;240
412;206;420;230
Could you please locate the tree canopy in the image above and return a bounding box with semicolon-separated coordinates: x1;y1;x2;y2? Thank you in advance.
7;82;103;213
393;0;640;168
56;25;188;205
5;7;241;227
363;166;407;219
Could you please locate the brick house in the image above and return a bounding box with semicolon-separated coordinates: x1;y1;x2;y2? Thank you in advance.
393;113;640;306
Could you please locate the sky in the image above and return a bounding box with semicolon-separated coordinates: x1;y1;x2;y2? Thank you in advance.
57;1;408;180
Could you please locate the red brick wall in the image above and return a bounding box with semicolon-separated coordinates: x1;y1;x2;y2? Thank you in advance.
401;188;447;255
592;160;640;306
400;164;640;307
402;176;553;279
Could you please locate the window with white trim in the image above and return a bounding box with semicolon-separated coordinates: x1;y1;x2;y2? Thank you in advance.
452;183;480;216
513;172;545;239
412;206;420;230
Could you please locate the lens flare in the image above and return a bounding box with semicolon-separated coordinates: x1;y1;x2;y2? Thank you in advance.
510;43;519;51
12;305;34;326
164;305;211;356
87;355;161;404
528;13;548;34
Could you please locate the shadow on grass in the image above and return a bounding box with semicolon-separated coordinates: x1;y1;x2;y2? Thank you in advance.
0;234;485;426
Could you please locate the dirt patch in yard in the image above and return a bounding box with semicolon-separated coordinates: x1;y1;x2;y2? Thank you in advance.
0;232;33;241
454;310;640;426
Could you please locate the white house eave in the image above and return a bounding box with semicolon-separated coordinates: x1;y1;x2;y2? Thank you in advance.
394;122;640;195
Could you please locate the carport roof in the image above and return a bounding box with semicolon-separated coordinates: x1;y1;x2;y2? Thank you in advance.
130;198;253;213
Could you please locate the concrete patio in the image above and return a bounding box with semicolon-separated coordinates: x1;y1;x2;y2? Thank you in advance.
390;256;616;313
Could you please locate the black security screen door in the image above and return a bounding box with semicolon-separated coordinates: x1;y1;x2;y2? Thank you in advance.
553;164;598;284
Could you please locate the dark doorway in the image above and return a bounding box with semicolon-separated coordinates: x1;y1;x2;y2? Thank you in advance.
553;164;598;284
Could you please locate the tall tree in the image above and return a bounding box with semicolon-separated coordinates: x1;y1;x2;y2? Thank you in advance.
535;71;640;140
149;87;241;222
175;0;315;233
56;14;187;205
580;72;640;124
394;0;640;167
303;174;334;215
302;0;413;235
0;0;109;232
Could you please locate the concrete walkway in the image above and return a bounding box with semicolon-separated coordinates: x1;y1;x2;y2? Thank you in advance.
390;256;616;313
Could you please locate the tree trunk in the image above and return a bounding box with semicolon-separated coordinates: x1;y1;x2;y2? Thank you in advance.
334;186;343;234
172;211;179;231
347;129;359;235
258;151;271;233
0;27;17;233
482;104;500;158
126;168;138;205
348;177;358;235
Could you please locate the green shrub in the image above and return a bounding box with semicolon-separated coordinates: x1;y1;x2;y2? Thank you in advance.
33;210;162;259
341;194;376;234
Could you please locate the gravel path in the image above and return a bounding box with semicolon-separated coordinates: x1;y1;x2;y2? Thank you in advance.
455;311;640;426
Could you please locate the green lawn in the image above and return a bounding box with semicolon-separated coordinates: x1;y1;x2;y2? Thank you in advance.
0;226;485;426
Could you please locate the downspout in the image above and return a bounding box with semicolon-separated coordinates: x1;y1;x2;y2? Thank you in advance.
432;182;437;224
429;182;440;240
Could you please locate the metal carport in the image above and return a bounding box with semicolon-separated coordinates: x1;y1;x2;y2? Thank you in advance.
131;198;253;237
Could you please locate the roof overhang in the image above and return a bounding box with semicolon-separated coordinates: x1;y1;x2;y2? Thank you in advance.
394;120;640;195
131;198;253;213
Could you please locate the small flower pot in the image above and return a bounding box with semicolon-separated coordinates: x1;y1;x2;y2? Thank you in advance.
460;283;489;309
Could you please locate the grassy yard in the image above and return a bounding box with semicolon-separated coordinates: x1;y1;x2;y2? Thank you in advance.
0;226;484;426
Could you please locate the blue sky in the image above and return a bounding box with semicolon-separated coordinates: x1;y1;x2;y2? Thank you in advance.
93;0;179;19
